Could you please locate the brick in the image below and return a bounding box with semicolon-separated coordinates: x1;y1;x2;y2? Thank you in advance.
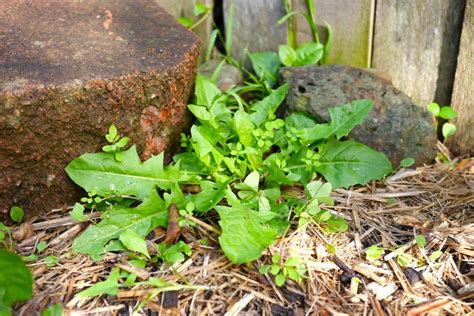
0;0;200;218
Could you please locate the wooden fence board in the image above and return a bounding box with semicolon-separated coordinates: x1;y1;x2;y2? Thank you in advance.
155;0;213;56
223;0;288;63
293;0;375;68
448;0;473;155
372;0;465;107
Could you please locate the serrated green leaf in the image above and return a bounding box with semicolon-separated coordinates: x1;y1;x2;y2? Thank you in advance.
191;181;228;213
234;109;255;147
119;229;150;259
300;100;373;143
315;138;392;188
195;75;222;108
66;146;191;199
216;205;280;264
250;84;288;127
72;190;167;257
0;250;33;307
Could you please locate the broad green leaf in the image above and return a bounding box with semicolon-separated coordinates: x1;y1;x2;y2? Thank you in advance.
439;106;457;120
188;104;211;122
106;125;118;143
315;138;392;188
66;146;190;199
119;229;150;259
295;42;324;66
72;190;167;257
41;304;64;316
191;181;228;213
250;84;289;127
305;181;333;205
249;51;281;87
275;274;286;286
77;267;121;298
173;152;208;174
326;243;337;254
429;250;443;261
178;17;193;28
427;102;440;116
0;250;33;306
157;241;191;265
244;171;260;192
234;110;255;147
442;123;456;138
9;206;24;223
278;45;297;66
70;203;86;222
322;22;333;64
415;235;427;248
194;2;211;15
365;245;384;262
195;75;222;108
44;256;58;268
36;241;47;253
216;205;280;264
400;157;415;168
284;112;317;129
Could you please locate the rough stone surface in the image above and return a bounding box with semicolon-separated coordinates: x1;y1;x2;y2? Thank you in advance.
279;65;438;166
0;0;200;219
199;60;243;91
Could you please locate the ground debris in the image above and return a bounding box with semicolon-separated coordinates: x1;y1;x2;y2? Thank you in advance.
15;159;473;315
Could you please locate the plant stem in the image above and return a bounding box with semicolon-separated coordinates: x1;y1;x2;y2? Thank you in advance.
283;0;297;48
305;0;319;43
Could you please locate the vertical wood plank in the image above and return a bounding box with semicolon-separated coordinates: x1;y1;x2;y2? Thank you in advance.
372;0;465;107
155;0;213;55
293;0;375;68
448;0;473;155
223;0;288;62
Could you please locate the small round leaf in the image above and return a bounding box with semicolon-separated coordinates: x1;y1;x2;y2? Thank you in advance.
10;206;24;223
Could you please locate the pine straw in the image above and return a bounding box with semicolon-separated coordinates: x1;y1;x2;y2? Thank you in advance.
14;156;473;315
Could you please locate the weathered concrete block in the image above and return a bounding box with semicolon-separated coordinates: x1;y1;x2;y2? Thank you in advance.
0;0;200;218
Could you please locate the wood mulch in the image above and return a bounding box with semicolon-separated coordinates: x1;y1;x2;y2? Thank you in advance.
13;145;473;315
